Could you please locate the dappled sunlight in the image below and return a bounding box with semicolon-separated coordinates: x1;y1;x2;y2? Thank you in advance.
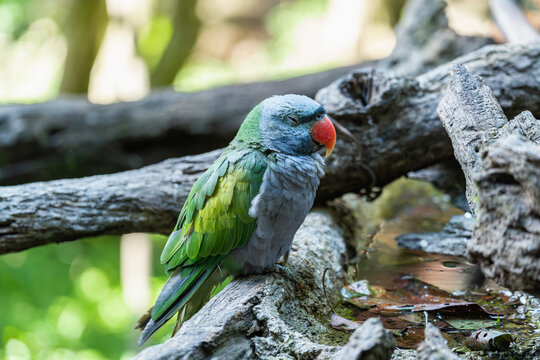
0;18;66;103
1;0;539;358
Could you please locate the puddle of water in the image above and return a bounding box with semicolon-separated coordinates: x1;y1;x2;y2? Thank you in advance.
334;179;539;354
352;219;491;294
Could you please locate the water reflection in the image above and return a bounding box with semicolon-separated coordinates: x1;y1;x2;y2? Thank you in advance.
353;209;492;294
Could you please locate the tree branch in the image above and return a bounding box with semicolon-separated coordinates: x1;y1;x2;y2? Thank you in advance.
0;0;491;185
437;63;540;291
134;211;347;359
316;42;540;199
0;65;359;185
0;150;220;254
1;43;539;254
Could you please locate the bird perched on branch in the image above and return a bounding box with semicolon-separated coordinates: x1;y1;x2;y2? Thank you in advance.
137;94;336;345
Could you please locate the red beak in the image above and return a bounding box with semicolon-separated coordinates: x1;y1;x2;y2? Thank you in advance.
310;116;336;157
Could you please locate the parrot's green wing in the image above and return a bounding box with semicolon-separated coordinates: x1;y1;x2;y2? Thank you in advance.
138;148;266;345
161;148;266;272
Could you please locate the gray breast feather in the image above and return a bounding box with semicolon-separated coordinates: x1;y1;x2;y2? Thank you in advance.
231;153;324;274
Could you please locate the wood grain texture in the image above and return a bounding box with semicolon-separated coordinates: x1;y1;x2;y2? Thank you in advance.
0;0;490;185
316;42;540;201
437;63;540;291
1;43;539;254
134;211;346;360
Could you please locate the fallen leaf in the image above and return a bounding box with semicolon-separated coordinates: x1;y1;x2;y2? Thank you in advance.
463;330;513;351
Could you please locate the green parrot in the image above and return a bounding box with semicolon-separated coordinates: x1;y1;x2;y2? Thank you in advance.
137;94;336;345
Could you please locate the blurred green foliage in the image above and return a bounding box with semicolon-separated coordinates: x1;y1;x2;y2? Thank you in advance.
0;236;172;360
137;15;173;70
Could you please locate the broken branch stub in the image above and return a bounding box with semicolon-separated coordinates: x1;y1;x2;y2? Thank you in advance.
437;63;540;291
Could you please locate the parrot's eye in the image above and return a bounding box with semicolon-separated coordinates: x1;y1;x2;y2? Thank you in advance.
287;114;299;125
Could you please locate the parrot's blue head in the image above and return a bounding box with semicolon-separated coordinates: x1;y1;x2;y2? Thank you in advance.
254;94;336;157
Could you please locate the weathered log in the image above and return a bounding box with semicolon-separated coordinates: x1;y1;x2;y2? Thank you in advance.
470;135;540;292
0;66;359;185
0;0;490;185
437;63;540;214
316;42;540;199
2;43;540;254
0;150;220;254
134;211;347;360
334;318;394;360
437;63;540;291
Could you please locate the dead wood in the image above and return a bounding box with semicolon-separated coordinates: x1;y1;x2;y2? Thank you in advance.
316;42;540;200
1;43;539;255
437;63;540;291
0;66;360;185
0;0;490;185
133;211;347;360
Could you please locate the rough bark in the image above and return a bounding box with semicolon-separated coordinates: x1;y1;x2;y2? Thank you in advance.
0;65;359;185
316;42;540;199
437;63;540;291
0;150;220;254
0;0;490;185
470;135;540;292
437;63;540;214
134;211;347;360
2;43;540;254
334;318;394;360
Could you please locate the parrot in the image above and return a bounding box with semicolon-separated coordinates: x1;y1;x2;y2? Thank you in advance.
137;94;336;345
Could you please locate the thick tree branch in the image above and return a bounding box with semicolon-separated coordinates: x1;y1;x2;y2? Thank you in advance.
134;211;347;360
437;63;540;291
0;150;220;254
0;0;490;185
0;66;360;185
316;42;540;199
1;43;539;254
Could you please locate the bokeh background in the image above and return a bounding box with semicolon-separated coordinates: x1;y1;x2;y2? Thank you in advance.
0;0;539;359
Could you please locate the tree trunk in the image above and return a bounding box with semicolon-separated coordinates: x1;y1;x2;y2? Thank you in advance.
60;0;108;93
437;63;540;292
150;0;201;87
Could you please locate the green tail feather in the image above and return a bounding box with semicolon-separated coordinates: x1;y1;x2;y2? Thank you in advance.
138;256;225;346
